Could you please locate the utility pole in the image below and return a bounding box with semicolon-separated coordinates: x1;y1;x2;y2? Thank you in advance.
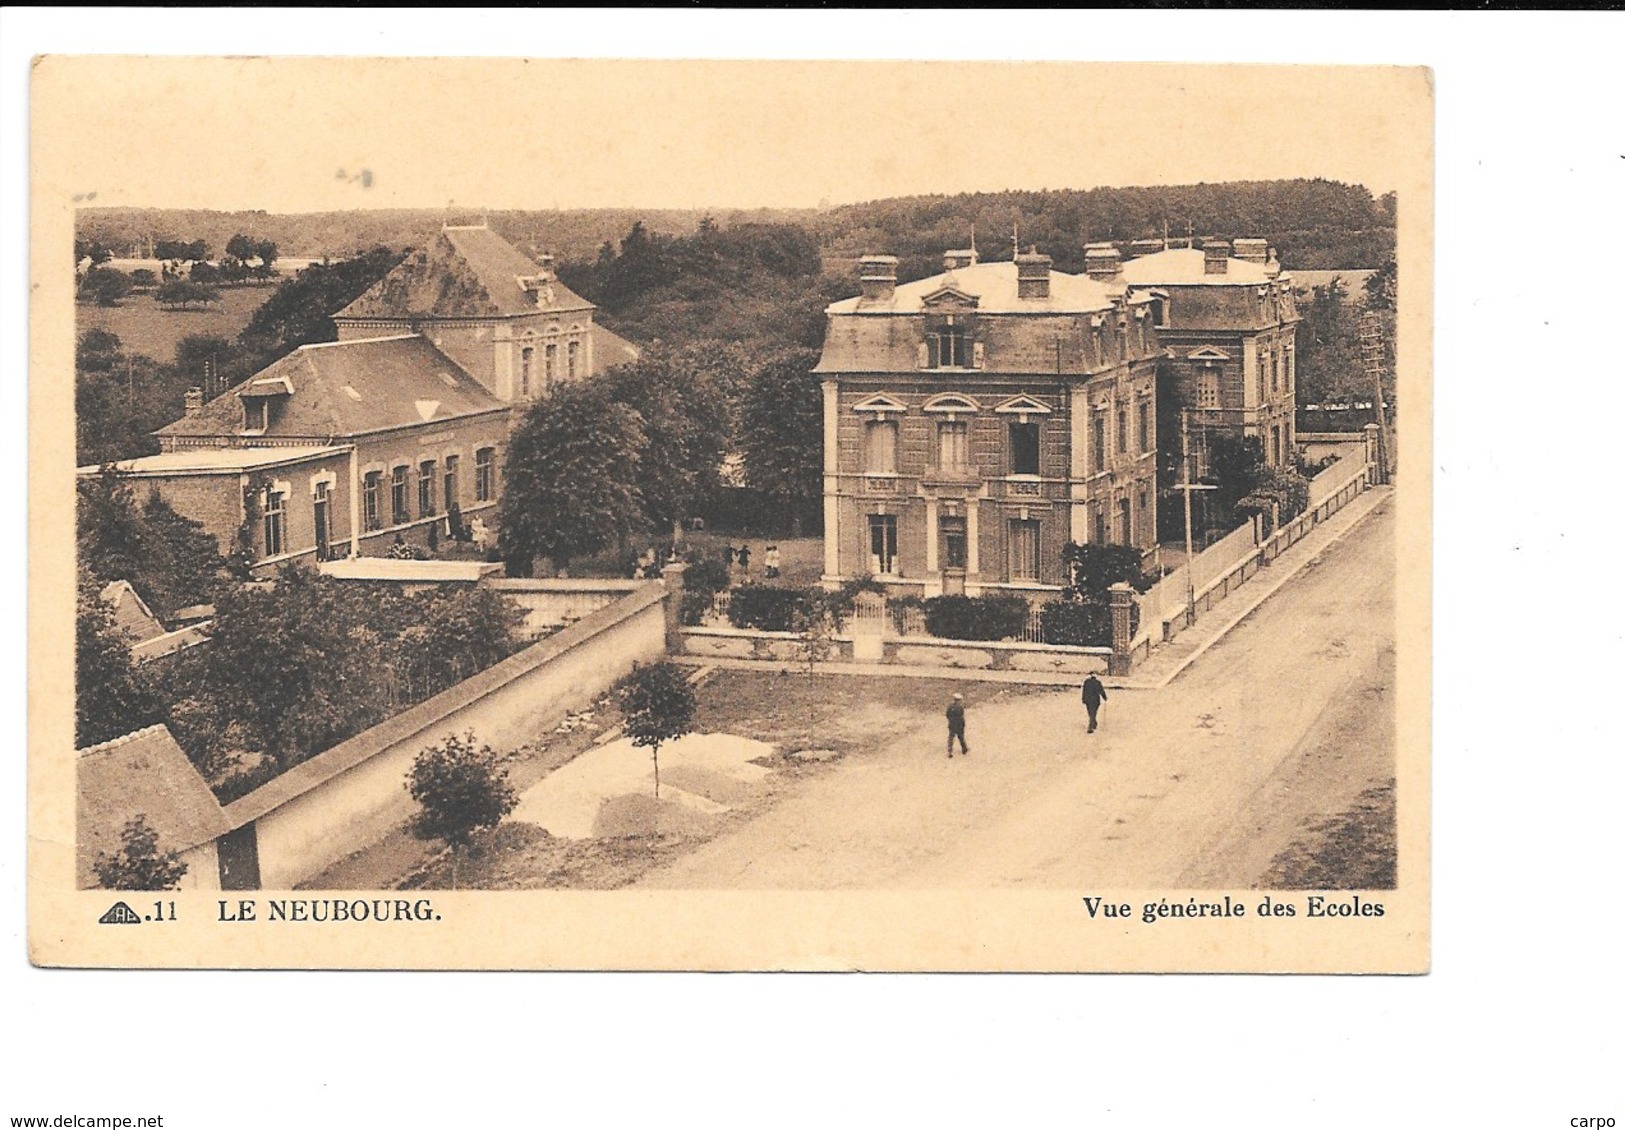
1175;409;1217;625
1358;310;1392;483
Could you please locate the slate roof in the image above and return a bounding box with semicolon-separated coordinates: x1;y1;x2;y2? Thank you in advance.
336;226;595;320
76;725;230;889
98;580;166;644
825;260;1131;316
155;335;508;442
82;446;350;477
590;323;642;371
1119;247;1287;286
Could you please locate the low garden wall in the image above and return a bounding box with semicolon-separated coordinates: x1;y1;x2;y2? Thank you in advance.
678;625;1111;674
1135;460;1373;649
221;583;669;890
483;577;651;639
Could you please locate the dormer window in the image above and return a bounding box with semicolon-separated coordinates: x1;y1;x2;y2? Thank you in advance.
243;398;268;433
927;324;971;369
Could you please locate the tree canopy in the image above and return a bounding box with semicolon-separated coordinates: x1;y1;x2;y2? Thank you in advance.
738;346;824;533
602;349;734;540
497;381;646;575
406;732;518;851
618;662;697;798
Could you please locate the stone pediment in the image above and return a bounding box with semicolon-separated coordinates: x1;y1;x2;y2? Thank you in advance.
921;285;979;311
852;393;908;415
994;394;1052;417
1187;346;1232;361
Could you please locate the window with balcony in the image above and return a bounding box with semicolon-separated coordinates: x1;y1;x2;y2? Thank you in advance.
868;515;898;575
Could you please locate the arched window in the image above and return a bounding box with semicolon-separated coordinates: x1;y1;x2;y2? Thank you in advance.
520;347;534;397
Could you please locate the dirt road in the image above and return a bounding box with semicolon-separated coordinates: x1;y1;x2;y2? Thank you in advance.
638;497;1396;890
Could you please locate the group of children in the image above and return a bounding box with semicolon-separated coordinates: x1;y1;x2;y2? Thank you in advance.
631;541;783;583
723;543;781;583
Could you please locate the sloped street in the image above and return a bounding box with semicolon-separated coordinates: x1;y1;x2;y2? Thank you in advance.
638;495;1396;890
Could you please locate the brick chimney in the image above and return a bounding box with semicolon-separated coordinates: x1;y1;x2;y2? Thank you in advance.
942;248;978;271
1084;242;1122;280
1232;238;1269;265
1015;250;1052;300
1203;240;1231;276
184;387;204;416
858;255;899;302
1129;239;1163;259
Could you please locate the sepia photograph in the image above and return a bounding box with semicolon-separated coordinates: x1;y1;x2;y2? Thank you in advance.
30;54;1431;973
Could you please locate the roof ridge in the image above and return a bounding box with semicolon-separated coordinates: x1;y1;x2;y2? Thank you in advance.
76;722;173;758
299;334;419;350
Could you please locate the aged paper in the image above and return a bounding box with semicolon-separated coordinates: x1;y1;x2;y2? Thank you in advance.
30;57;1432;971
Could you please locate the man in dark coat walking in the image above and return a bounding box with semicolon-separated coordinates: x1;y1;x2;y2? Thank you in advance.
1081;674;1108;733
946;693;969;758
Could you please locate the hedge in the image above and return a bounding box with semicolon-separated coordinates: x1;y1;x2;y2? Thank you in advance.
921;593;1030;641
1037;599;1139;647
727;584;820;632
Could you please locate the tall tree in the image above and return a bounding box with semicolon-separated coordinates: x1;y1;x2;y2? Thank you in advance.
76;576;159;748
739;346;824;534
497;382;645;577
77;470;225;619
604;351;731;543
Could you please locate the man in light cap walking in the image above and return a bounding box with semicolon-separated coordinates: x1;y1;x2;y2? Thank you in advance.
946;693;969;758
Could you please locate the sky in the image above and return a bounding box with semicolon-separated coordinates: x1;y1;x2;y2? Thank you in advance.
32;55;1418;215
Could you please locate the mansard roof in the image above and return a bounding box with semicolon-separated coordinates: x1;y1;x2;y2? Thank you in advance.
825;260;1130;316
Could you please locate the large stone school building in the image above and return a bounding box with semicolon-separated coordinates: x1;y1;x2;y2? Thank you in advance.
79;225;638;572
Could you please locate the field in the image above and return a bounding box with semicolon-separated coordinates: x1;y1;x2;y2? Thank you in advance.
77;285;274;363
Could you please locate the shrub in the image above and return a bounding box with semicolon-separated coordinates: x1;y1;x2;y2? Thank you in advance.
682;551;731;598
727;584;817;632
678;587;715;627
93;816;188;891
1038;599;1139;647
406;731;517;849
922;593;1030;641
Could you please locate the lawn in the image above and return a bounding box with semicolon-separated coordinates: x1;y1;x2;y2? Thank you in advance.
77;285;275;362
